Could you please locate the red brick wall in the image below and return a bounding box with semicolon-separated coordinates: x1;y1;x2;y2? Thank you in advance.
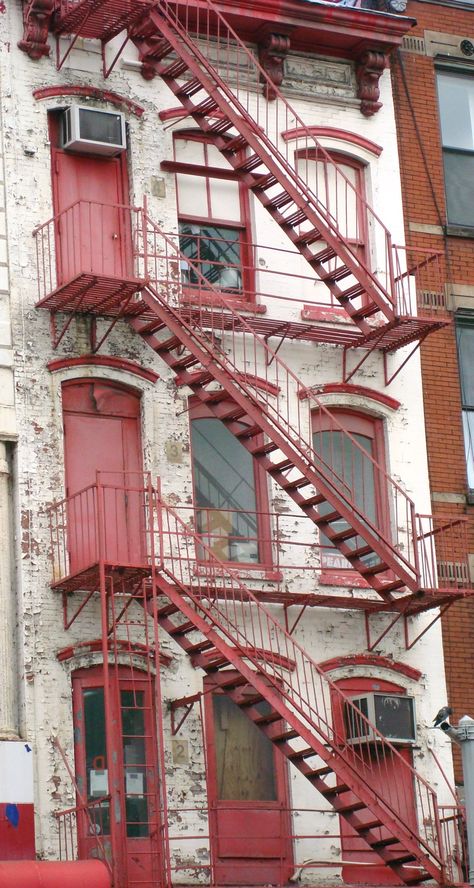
392;0;474;782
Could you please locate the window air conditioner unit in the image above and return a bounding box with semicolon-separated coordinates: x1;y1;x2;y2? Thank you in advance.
61;106;126;156
344;693;416;745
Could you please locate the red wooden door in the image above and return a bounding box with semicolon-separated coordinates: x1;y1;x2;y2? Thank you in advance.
52;150;131;283
334;677;417;885
73;668;162;887
204;676;293;885
62;380;144;571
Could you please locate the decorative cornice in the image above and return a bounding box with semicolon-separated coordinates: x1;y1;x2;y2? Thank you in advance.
356;50;386;116
18;0;55;60
33;85;145;117
47;355;159;383
319;653;422;681
282;126;383;157
258;32;291;101
299;382;401;411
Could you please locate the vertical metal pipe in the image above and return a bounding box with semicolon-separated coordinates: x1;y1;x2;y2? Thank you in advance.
0;442;18;739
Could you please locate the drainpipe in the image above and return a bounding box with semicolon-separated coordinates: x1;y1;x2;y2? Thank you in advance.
441;715;474;886
0;441;18;739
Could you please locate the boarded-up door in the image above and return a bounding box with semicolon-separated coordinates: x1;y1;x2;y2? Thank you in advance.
52;150;132;283
204;676;293;885
62;380;143;571
333;677;417;885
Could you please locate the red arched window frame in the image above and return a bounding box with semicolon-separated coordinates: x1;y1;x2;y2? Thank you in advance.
189;399;273;570
169;130;255;307
294;148;369;263
311;408;389;586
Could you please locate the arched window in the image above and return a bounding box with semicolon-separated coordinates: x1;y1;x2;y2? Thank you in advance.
173;131;254;302
190;400;271;565
295;149;368;261
311;409;388;576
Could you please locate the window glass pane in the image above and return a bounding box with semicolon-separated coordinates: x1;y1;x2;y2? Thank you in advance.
179;222;243;293
212;694;277;801
456;321;474;406
121;689;149;838
191;417;259;562
438;72;474;150
443;151;474;227
83;687;110;836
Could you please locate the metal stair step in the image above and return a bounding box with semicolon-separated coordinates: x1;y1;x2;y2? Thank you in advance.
280;475;311;491
371;837;401;849
336;801;367;814
319;783;350;796
294;227;323;246
300;493;327;508
177;77;203;98
282;209;309;229
312;245;338;264
358;561;389;576
352;302;380;320
314;509;342;525
156;334;181;352
249;440;279;456
234;153;264;174
270;728;299;743
169;355;200;371
161;58;190;79
321;264;351;283
168;620;196;636
286;746;318;762
253;709;282;726
339;283;366;301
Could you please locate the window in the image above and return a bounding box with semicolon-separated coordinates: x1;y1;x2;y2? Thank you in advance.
437;70;474;228
173;133;253;300
456;314;474;488
311;410;386;573
295;149;368;260
190;403;270;564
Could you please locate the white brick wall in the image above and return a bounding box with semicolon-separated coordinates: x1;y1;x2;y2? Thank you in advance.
0;2;454;878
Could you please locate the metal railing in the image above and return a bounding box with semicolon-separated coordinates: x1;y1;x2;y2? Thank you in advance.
33;199;142;304
49;473;158;582
139;0;431;322
155;494;444;876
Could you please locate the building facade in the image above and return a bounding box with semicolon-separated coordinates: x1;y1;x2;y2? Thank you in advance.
0;0;470;885
391;0;474;788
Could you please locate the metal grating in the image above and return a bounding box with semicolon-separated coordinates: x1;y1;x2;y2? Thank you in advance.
56;0;153;40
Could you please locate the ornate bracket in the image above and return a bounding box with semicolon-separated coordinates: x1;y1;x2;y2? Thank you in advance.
18;0;55;60
258;33;291;101
356;50;386;117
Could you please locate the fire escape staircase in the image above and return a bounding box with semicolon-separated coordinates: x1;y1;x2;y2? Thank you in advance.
30;0;445;351
50;488;448;887
150;525;445;887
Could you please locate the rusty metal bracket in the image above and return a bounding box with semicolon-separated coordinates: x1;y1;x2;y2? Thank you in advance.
284;600;309;636
102;32;130;79
264;323;291;365
343;330;386;384
50;278;97;349
170;692;201;735
404;600;454;650
383;335;427;387
90;287;136;353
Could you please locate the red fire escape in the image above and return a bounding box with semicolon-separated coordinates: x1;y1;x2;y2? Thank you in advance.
20;0;471;885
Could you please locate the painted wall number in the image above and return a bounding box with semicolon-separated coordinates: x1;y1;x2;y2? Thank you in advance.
171;736;189;765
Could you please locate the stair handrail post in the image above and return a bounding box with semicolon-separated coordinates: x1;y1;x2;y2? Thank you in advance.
410;500;421;585
142;194;149;282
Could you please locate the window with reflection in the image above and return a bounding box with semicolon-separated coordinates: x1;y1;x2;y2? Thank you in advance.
190;405;271;564
174;132;253;298
456;313;474;489
437;70;474;227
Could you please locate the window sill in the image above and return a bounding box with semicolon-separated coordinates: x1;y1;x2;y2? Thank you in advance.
193;561;282;582
181;292;267;314
445;224;474;239
301;305;356;324
319;569;371;588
